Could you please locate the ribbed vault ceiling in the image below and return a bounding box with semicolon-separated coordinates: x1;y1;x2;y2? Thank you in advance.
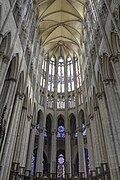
34;0;87;58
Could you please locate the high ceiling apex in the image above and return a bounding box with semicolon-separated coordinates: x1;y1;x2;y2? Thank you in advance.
34;0;87;58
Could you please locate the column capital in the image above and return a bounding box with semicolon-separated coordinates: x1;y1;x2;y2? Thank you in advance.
7;77;17;82
86;122;90;128
103;78;114;85
94;106;99;111
17;93;24;100
65;129;70;134
51;129;56;134
2;54;10;64
110;55;119;64
97;92;104;99
77;127;83;133
22;106;27;110
27;115;33;121
39;128;44;133
88;114;94;121
31;123;35;129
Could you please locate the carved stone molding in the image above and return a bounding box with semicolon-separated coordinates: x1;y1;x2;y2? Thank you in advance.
94;106;99;111
2;54;10;64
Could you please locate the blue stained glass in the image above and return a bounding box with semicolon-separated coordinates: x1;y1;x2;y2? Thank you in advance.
36;124;39;136
57;125;65;138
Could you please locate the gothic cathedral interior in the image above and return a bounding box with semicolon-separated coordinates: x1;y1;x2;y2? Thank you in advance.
0;0;120;180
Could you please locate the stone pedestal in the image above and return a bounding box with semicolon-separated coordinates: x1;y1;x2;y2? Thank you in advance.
79;171;85;179
19;167;25;180
96;167;101;180
10;162;19;179
101;163;111;180
89;170;96;180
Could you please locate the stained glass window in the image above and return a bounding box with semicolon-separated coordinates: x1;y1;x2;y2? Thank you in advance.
31;153;35;175
67;56;74;92
48;56;55;92
57;125;65;138
57;96;65;109
57;154;65;178
40;55;47;88
47;95;54;108
58;57;65;93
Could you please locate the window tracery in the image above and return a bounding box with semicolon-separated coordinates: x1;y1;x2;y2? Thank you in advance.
57;154;65;178
57;95;65;109
57;57;65;93
47;94;54;109
68;94;75;108
67;56;74;92
40;55;47;88
57;125;65;138
48;56;55;92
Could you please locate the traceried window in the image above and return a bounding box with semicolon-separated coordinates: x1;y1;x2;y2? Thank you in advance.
47;94;54;109
78;92;84;105
57;125;65;138
48;56;55;92
67;56;74;92
40;55;47;88
57;96;65;109
32;153;35;175
68;94;75;108
75;57;82;88
57;154;65;178
58;57;65;93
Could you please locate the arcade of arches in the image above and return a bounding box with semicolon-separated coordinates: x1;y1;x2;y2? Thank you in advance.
0;0;120;180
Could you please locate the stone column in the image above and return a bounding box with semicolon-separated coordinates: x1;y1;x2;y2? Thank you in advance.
77;128;86;178
19;115;32;174
64;57;72;178
25;123;36;175
36;54;50;178
0;93;24;180
90;115;101;168
65;130;72;178
72;56;86;177
36;127;44;177
10;105;27;179
97;93;120;180
50;57;58;179
94;106;108;178
50;130;57;179
94;107;107;164
11;106;27;172
86;123;95;172
110;57;120;96
104;80;120;166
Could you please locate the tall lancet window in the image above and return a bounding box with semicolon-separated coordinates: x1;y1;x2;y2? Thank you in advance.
75;57;82;88
58;57;65;93
67;56;74;92
57;154;65;178
40;54;47;88
48;56;55;92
